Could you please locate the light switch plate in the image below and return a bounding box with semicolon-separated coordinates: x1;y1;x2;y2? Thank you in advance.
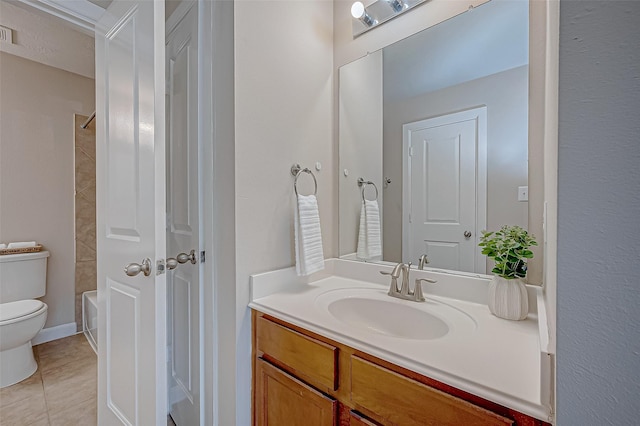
518;186;529;202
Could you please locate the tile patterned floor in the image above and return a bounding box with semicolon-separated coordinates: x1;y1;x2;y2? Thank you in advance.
0;334;96;426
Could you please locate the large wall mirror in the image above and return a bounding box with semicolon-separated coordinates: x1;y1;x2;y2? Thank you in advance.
339;0;531;276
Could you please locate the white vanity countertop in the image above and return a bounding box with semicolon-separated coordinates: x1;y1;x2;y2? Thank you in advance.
249;259;553;423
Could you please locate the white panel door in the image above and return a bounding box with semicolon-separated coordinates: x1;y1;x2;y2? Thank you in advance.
95;1;166;424
166;3;201;425
403;108;487;273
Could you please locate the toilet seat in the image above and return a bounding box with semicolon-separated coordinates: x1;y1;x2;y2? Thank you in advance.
0;300;47;325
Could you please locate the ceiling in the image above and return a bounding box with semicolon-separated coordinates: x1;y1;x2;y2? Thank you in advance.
383;0;529;102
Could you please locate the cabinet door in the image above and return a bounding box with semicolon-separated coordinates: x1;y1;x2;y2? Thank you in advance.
256;358;337;426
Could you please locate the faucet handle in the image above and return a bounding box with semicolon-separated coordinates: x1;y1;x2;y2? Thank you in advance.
414;278;437;302
381;268;401;294
398;262;411;296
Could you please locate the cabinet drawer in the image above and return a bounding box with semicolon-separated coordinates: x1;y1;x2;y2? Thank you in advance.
256;316;338;391
256;359;337;426
350;410;381;426
350;356;513;426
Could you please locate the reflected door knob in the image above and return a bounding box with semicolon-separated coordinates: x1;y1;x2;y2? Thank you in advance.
166;249;197;270
124;258;152;277
464;231;472;239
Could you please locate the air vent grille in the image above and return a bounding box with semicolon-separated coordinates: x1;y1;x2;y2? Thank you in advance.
0;25;13;44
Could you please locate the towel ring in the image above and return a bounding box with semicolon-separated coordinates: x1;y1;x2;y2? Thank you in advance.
357;177;378;202
292;165;318;197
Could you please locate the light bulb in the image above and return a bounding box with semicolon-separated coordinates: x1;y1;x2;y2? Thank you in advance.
351;1;365;19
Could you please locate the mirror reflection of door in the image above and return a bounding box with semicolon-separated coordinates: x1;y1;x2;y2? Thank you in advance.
403;108;487;273
166;2;202;425
338;0;529;275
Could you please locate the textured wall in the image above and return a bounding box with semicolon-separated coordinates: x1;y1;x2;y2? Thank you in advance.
557;1;640;422
234;2;334;424
339;51;383;257
0;52;95;329
0;1;94;79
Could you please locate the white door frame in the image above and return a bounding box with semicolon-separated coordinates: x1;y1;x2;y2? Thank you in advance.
402;107;487;273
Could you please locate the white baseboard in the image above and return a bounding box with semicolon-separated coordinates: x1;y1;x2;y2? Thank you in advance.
32;322;77;345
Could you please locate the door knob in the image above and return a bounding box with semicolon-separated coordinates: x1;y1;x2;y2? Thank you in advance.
124;258;152;277
464;231;472;239
166;249;197;270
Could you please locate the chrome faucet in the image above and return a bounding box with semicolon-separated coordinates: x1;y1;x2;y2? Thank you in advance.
418;254;429;270
380;262;436;302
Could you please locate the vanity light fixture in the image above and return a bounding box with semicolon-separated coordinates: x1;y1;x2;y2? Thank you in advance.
350;0;428;38
351;1;377;27
386;0;406;13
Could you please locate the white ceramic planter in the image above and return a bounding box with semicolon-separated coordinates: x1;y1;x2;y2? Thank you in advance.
488;276;528;321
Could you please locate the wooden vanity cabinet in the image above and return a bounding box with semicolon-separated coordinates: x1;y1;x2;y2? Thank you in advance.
255;358;337;426
252;310;550;426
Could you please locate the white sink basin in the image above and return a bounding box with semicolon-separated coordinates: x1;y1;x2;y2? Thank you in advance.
315;288;476;340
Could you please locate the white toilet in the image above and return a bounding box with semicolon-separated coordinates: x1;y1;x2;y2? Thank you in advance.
0;251;49;388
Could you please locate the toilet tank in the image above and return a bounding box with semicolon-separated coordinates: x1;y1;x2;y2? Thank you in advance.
0;251;50;303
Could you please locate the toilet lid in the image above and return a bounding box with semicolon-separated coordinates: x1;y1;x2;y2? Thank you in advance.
0;300;45;322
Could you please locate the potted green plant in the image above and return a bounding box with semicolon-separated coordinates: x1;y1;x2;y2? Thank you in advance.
479;225;538;320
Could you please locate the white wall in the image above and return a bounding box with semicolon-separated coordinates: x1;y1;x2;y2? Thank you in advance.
0;52;95;328
0;1;95;79
557;0;640;422
383;66;529;264
338;50;383;256
234;1;334;424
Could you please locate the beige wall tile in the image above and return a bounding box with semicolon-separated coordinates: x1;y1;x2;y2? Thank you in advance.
74;293;83;331
75;148;95;194
76;240;96;262
75;118;96;160
75;213;96;251
75;260;96;293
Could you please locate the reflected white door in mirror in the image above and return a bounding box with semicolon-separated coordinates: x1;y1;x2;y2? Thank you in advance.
403;107;487;274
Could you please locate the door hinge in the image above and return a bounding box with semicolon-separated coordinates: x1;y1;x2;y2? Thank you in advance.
200;251;206;263
409;146;414;157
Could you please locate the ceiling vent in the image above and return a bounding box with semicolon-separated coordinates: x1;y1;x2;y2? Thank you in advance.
0;25;14;44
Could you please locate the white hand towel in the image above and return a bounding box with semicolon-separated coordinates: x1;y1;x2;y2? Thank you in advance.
7;241;37;249
0;244;6;250
294;194;325;276
356;199;382;260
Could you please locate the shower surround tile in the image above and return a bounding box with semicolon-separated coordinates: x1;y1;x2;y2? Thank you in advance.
75;114;97;331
